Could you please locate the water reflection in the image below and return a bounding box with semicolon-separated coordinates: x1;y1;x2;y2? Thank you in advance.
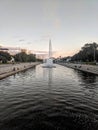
42;68;53;101
0;64;98;130
78;71;96;83
76;71;98;100
43;68;53;86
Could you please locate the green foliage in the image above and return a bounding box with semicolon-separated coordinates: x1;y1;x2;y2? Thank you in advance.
27;54;36;62
14;52;36;62
0;51;11;63
71;42;98;62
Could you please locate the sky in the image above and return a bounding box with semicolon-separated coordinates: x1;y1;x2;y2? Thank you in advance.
0;0;98;57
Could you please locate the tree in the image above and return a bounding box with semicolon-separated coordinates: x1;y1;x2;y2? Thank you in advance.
71;42;98;62
14;52;36;62
27;54;36;62
14;52;27;62
0;51;11;63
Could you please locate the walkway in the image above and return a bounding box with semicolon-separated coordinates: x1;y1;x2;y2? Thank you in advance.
58;63;98;75
0;62;40;80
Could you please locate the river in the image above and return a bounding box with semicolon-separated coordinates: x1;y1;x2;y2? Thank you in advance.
0;64;98;130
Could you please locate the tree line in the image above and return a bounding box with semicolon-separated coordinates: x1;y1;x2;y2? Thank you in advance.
1;42;98;64
71;42;98;62
0;51;11;63
0;51;36;63
59;42;98;63
14;52;36;62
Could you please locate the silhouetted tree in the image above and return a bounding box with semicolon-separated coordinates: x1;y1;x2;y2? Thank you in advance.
71;42;98;62
14;52;36;62
0;51;11;63
27;54;36;62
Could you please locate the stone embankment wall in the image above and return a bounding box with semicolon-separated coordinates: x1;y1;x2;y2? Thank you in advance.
58;63;98;75
0;62;40;80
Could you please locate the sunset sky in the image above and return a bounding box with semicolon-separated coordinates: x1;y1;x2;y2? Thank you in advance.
0;0;98;57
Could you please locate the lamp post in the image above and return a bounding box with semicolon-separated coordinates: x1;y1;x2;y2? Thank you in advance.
93;45;98;63
93;46;96;63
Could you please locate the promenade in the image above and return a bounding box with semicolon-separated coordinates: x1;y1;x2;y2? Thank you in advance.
0;62;40;80
58;63;98;75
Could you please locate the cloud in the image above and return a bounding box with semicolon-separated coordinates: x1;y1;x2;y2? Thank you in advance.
19;39;25;42
27;42;32;44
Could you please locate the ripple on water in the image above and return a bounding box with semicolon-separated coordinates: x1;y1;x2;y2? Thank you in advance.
0;64;98;130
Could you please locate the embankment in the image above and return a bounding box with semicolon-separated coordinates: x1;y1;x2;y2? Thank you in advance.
0;62;40;80
58;63;98;75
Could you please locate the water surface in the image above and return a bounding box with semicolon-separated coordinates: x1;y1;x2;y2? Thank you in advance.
0;64;98;130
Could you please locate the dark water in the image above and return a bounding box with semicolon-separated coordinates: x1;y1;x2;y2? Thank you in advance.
0;64;98;130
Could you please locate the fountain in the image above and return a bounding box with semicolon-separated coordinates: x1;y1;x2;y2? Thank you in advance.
42;39;56;68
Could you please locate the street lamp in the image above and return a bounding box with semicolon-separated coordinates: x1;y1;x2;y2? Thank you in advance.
93;45;98;63
93;46;96;63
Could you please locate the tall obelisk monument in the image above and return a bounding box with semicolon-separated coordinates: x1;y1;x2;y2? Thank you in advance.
49;39;52;58
42;39;55;67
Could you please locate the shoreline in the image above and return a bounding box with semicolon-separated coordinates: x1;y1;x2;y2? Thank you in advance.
0;62;40;80
58;63;98;75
